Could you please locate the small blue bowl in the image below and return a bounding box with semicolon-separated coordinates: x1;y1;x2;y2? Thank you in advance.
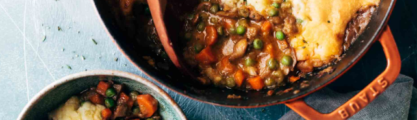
18;70;186;120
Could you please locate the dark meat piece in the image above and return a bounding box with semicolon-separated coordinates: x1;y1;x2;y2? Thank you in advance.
282;16;298;35
269;16;281;25
196;2;211;11
343;7;376;51
216;11;239;18
238;8;249;18
80;89;97;102
249;11;262;21
113;104;128;118
113;84;124;94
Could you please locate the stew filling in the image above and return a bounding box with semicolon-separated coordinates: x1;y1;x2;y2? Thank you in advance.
113;0;380;91
182;0;380;90
183;0;299;90
50;81;161;120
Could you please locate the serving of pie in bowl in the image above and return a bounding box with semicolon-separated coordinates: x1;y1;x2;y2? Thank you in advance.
92;0;400;119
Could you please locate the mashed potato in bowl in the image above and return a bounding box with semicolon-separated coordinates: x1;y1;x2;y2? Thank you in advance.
49;96;105;120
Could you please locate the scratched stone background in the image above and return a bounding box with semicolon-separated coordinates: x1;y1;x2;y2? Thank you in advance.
0;0;416;120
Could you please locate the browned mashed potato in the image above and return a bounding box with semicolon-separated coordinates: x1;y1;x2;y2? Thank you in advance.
49;97;105;120
290;0;380;66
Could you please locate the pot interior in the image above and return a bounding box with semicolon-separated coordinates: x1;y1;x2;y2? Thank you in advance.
93;0;395;106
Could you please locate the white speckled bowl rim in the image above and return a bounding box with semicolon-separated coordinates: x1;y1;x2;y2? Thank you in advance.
17;70;186;120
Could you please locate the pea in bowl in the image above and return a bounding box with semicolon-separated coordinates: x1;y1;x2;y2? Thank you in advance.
18;70;186;120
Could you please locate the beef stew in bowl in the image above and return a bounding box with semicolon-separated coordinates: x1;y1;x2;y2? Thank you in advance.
49;80;161;120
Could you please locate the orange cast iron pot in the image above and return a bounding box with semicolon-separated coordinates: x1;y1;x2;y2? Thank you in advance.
93;0;400;119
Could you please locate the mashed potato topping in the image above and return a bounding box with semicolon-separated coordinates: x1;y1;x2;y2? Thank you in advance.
49;96;105;120
290;0;380;64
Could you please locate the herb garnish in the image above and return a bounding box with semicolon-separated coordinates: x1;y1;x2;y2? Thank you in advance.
42;36;46;42
92;39;98;45
66;65;72;70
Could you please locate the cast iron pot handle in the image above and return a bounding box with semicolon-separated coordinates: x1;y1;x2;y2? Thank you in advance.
285;26;401;120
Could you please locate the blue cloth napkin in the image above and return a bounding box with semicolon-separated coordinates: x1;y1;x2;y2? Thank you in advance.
280;74;417;120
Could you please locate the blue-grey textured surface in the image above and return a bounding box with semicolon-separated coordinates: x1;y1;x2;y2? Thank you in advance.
1;0;417;119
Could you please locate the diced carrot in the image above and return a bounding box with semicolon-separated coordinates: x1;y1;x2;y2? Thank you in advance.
234;69;246;87
247;76;265;90
261;21;272;34
289;76;300;83
218;57;235;75
223;19;236;30
89;94;104;105
267;90;274;96
137;94;158;118
118;92;130;104
195;47;217;64
265;44;274;58
205;26;218;46
101;108;112;119
96;81;110;96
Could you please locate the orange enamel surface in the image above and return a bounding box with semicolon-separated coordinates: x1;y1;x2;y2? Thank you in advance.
285;26;401;120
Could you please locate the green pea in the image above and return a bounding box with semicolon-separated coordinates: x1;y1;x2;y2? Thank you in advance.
210;17;218;24
264;78;276;86
187;14;194;20
236;26;246;35
217;26;224;35
276;31;285;40
245;58;255;66
210;4;220;13
197;22;205;31
146;118;155;120
132;107;140;115
271;3;280;8
194;43;204;53
272;70;283;77
281;55;293;66
184;32;192;40
253;39;263;49
272;70;284;85
268;58;278;69
226;77;236;88
268;8;278;17
105;88;116;97
129;91;139;100
104;98;115;108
